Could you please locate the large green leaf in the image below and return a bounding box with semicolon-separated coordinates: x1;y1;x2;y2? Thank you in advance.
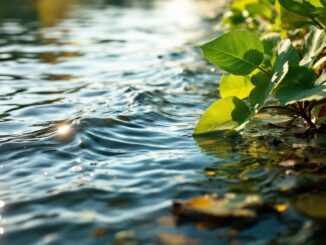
273;39;300;73
276;66;326;104
194;97;251;135
300;27;326;67
249;72;273;112
200;31;264;75
219;75;254;99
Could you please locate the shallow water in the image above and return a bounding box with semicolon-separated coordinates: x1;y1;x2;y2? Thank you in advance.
1;0;326;244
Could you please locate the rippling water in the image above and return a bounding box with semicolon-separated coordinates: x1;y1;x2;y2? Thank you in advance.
1;0;326;244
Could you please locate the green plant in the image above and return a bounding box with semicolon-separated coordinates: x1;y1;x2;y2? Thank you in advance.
194;0;326;136
223;0;276;31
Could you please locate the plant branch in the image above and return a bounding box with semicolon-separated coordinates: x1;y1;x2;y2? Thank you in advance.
297;102;316;128
260;105;298;114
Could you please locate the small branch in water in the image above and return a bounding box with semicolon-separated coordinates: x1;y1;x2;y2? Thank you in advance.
297;102;316;128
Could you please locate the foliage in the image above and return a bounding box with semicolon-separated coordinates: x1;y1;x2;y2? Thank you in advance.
194;0;326;135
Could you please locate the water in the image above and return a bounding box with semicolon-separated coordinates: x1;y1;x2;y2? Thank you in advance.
1;0;326;244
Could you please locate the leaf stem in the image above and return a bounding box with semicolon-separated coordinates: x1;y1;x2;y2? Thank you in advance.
310;16;325;30
257;66;272;77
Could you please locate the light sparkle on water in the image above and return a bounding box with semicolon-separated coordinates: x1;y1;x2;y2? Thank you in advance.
57;125;71;135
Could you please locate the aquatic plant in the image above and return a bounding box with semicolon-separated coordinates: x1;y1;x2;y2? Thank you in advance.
194;0;326;135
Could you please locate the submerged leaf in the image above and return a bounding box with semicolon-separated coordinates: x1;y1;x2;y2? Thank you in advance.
200;31;264;75
194;97;251;135
172;194;263;220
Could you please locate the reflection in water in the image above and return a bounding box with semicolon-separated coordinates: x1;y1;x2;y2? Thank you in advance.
56;124;72;138
36;0;78;27
195;135;233;159
0;0;77;27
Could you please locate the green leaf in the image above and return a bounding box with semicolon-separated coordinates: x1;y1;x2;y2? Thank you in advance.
261;33;282;68
261;33;282;59
200;31;264;75
279;0;313;17
321;0;326;7
219;75;254;99
249;72;273;112
246;2;273;19
280;6;313;29
309;0;324;7
276;66;326;104
300;27;326;67
273;39;300;73
270;40;299;88
194;97;251;135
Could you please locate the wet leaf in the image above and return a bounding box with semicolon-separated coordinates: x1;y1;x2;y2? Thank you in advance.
172;193;263;221
274;204;289;213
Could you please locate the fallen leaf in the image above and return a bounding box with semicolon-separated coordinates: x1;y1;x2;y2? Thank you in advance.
274;204;288;213
172;193;264;223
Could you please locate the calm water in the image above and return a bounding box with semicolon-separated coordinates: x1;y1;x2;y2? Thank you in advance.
1;0;326;244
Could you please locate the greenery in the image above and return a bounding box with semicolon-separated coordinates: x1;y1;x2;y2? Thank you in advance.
194;0;326;136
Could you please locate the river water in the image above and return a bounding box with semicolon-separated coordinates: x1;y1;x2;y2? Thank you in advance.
1;0;326;244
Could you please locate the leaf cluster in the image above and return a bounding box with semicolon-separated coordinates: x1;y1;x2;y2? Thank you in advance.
194;0;326;136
